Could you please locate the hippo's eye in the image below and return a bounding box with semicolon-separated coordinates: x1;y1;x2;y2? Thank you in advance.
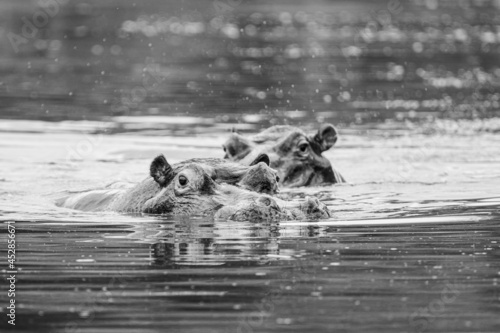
178;175;188;186
276;175;280;183
298;143;309;152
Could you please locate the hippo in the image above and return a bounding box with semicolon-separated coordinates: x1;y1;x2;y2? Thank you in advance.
57;155;331;221
222;123;346;187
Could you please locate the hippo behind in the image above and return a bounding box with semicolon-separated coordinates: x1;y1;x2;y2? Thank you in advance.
57;155;330;221
222;123;345;187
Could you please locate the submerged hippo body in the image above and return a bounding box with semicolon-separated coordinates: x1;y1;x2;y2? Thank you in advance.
57;155;330;221
223;124;346;187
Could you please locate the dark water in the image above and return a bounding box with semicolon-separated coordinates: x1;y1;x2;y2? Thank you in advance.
1;1;500;332
4;215;500;333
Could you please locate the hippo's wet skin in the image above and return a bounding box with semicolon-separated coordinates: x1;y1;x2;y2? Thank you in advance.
57;155;330;221
223;123;346;187
173;154;279;194
216;195;330;221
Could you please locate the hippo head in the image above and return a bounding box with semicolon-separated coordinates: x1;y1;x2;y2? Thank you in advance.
143;155;285;219
144;155;218;215
222;124;345;187
142;155;330;220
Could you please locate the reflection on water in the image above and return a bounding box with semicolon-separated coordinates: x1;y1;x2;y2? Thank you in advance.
2;214;499;333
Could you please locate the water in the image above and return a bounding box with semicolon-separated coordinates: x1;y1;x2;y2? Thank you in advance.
1;0;500;332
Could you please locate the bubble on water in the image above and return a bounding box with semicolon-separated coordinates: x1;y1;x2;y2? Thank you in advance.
221;24;240;39
91;44;104;56
342;46;362;57
244;24;257;37
74;25;89;37
276;318;293;325
425;0;439;10
79;310;91;318
34;39;49;51
284;44;302;59
110;45;122;56
338;91;351;102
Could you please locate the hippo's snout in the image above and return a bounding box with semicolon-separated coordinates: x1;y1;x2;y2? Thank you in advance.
238;162;280;195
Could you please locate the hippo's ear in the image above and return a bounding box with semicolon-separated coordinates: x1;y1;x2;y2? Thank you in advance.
311;123;338;152
249;154;270;166
150;155;175;187
223;133;252;160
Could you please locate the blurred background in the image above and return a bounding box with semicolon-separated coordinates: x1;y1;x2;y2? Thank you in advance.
1;0;500;131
